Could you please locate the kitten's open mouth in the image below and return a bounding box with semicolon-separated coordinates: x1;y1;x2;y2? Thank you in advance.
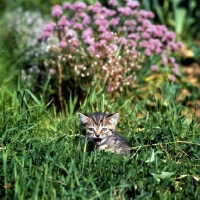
93;138;102;145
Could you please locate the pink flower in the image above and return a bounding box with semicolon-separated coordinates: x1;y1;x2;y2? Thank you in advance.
63;2;72;10
84;37;94;44
151;28;163;37
154;47;162;54
95;19;108;27
172;63;179;75
58;16;70;27
73;23;83;30
66;29;75;38
131;9;138;16
87;5;93;12
139;40;149;48
118;6;132;15
162;55;168;65
128;33;140;40
169;74;176;82
82;15;91;25
151;65;158;71
118;37;128;45
44;22;56;32
137;26;144;32
98;26;107;32
142;19;151;28
119;26;127;32
160;25;168;33
124;19;137;27
130;41;137;48
176;42;183;49
164;31;176;42
139;10;147;17
100;31;113;40
42;31;51;39
60;40;67;48
101;19;109;27
149;39;162;47
140;10;153;18
103;9;116;17
172;67;179;75
169;57;175;63
82;28;93;39
82;28;94;44
92;6;101;13
107;86;114;93
142;32;150;39
92;2;102;13
87;45;95;55
168;42;178;51
99;39;107;46
147;11;154;18
52;5;63;18
94;2;101;7
109;18;119;26
72;2;86;12
132;49;138;56
149;44;155;51
109;44;118;52
71;37;79;47
49;69;56;75
109;0;118;6
126;1;140;9
144;49;151;56
173;63;178;68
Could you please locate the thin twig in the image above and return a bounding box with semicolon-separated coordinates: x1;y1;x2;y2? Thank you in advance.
129;141;200;150
57;56;66;119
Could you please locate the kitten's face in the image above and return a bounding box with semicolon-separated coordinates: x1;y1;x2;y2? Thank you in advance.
78;112;119;145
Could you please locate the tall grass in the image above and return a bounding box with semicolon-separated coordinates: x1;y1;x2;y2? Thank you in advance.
1;82;200;199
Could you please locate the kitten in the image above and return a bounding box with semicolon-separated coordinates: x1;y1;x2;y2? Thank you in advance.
78;112;131;157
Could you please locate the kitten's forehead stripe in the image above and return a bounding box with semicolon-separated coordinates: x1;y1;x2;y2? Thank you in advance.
90;113;107;126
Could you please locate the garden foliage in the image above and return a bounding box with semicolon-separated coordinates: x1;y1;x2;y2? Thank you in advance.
39;0;182;101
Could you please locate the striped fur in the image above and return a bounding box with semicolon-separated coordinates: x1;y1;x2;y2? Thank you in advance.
78;112;131;156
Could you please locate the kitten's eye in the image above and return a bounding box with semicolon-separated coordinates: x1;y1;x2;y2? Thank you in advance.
102;128;107;132
88;128;94;132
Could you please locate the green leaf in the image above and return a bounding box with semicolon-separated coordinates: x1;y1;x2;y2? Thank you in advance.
145;149;155;163
151;171;175;183
175;8;187;34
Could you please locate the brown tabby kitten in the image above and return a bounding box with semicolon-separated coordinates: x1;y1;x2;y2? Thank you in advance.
78;112;131;156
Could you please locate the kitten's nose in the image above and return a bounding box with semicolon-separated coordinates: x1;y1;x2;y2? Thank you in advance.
95;134;100;138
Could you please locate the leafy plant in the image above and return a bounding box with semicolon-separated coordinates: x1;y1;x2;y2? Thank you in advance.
38;0;182;112
140;0;200;40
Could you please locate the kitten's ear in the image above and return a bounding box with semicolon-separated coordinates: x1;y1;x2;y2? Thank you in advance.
78;113;89;124
107;113;119;126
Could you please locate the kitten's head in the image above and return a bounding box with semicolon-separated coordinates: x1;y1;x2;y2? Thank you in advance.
78;112;119;145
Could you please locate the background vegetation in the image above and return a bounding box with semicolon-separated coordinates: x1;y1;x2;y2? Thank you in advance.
0;0;200;199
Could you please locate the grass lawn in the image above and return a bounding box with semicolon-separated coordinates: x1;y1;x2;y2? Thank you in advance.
1;87;200;199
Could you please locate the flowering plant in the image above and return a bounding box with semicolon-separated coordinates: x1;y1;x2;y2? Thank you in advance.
39;0;182;103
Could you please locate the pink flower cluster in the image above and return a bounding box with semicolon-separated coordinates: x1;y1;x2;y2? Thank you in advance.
40;1;182;93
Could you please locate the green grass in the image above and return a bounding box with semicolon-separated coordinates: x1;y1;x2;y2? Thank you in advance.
1;86;200;199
